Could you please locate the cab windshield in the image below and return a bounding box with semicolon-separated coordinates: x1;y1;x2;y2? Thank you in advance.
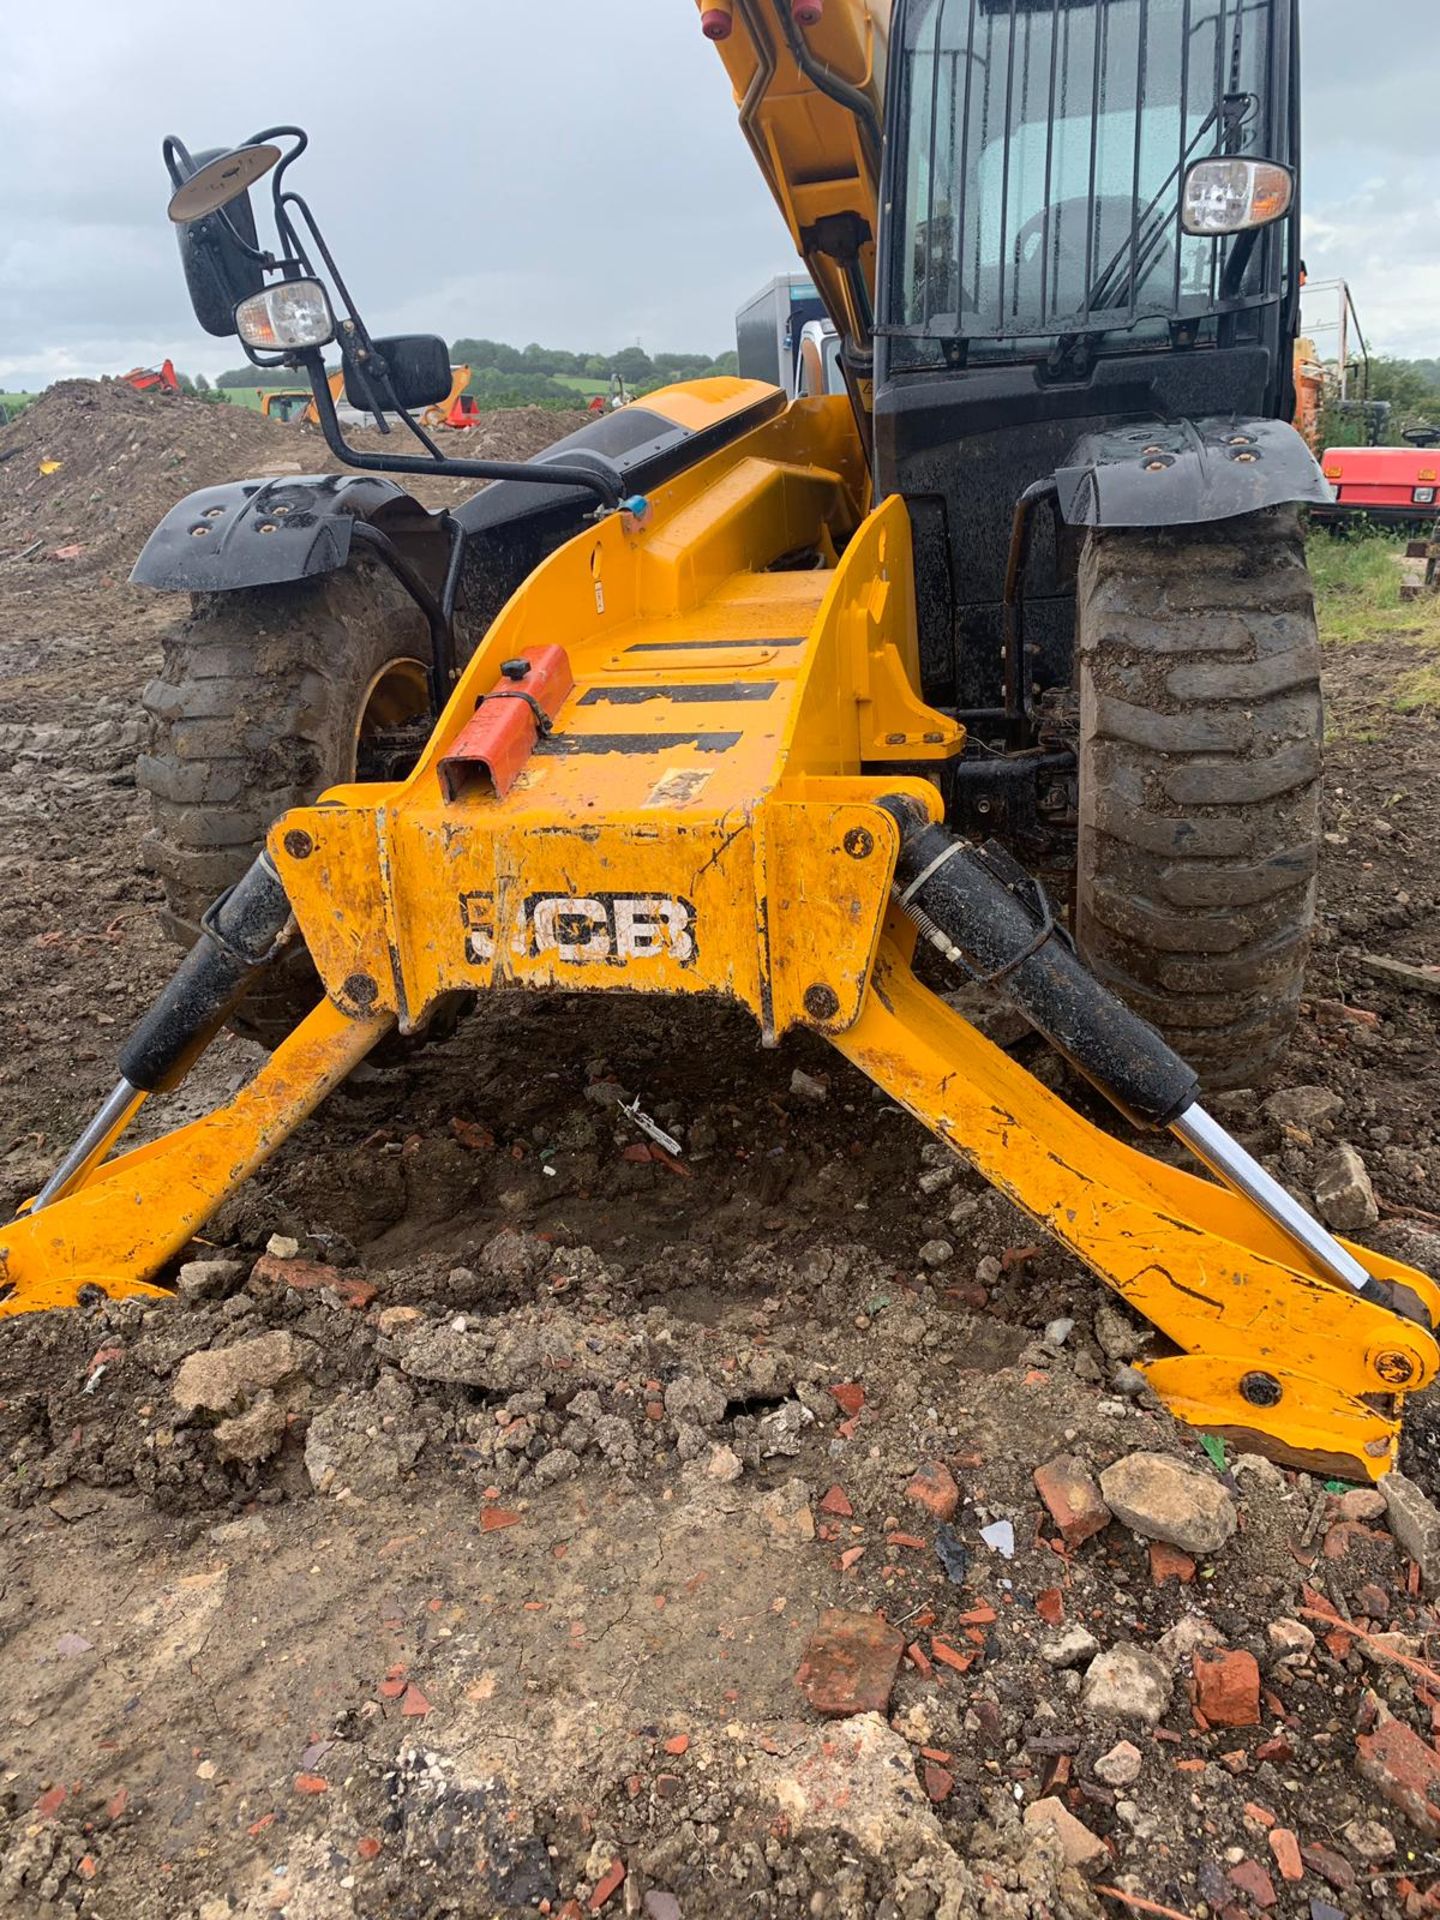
890;0;1282;352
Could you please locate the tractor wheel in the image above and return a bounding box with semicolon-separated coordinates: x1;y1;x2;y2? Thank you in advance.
1074;506;1323;1091
139;558;433;1050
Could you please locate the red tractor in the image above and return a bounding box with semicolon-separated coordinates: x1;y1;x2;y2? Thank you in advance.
1313;427;1440;531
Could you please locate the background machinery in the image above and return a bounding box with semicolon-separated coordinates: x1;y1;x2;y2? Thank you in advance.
5;3;1437;1485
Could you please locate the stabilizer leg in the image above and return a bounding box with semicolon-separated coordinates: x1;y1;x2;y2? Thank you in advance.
0;998;393;1318
836;939;1440;1481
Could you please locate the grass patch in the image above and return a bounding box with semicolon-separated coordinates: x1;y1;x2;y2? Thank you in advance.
1308;527;1440;730
1307;531;1414;645
1394;658;1440;716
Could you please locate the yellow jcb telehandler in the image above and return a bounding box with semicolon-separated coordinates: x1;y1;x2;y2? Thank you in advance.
4;3;1436;1485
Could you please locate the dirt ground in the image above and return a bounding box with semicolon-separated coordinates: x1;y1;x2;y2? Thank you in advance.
3;384;1440;1920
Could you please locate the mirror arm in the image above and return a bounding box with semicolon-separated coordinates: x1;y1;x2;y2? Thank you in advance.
302;351;626;510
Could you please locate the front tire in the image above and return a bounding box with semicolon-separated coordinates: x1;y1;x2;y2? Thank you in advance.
1074;507;1323;1091
139;559;432;1049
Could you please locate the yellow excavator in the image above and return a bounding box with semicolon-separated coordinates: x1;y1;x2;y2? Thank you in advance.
5;5;1436;1484
258;365;345;425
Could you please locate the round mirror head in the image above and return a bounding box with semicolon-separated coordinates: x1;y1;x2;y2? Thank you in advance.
167;143;281;223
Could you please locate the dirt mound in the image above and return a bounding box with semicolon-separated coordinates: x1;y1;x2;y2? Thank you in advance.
349;403;589;470
0;381;588;579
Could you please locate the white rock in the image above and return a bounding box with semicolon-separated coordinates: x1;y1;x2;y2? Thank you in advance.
1314;1144;1379;1232
1041;1626;1100;1669
1266;1619;1315;1659
1157;1613;1226;1664
265;1234;301;1260
1093;1740;1143;1788
1342;1818;1396;1863
1023;1798;1107;1872
1080;1644;1173;1727
1263;1086;1342;1130
1098;1451;1238;1556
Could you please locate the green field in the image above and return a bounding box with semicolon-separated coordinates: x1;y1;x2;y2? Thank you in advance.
218;386;306;411
1;393;35;419
550;374;612;398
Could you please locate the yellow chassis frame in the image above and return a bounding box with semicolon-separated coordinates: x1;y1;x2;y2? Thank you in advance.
4;383;1436;1481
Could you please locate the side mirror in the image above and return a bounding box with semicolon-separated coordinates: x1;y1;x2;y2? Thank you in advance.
343;334;453;414
170;147;267;337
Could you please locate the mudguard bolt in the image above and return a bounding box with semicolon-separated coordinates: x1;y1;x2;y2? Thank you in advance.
804;983;841;1021
283;830;314;859
843;827;874;860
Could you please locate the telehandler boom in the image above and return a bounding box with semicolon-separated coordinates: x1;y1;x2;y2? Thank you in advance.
3;1;1435;1486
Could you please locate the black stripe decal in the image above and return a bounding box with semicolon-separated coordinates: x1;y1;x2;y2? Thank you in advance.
539;731;742;757
579;682;776;707
624;637;807;653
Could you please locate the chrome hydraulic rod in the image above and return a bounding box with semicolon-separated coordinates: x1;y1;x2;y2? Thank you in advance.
882;795;1430;1329
1170;1103;1378;1299
31;1078;142;1213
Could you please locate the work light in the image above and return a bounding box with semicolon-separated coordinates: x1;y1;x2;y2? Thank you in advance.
1181;160;1293;236
235;279;335;351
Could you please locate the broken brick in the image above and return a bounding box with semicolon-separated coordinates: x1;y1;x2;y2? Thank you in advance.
1268;1828;1303;1883
33;1785;67;1821
830;1382;865;1418
293;1773;329;1795
1357;1711;1440;1839
795;1609;904;1717
249;1253;376;1311
356;1837;382;1862
1036;1587;1065;1626
1301;1843;1356;1892
887;1532;926;1549
906;1461;960;1523
922;1760;955;1803
819;1485;854;1518
930;1637;975;1674
399;1684;431;1718
907;1641;934;1679
1033;1454;1111;1549
588;1858;626;1911
1192;1650;1261;1728
838;1546;865;1571
481;1508;522;1532
1227;1859;1276;1908
663;1734;690;1756
1149;1541;1196;1586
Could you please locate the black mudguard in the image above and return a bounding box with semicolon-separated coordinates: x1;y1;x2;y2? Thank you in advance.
1054;415;1332;529
129;473;443;593
129;387;786;605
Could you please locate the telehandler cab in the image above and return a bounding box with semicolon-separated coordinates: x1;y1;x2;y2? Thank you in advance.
4;0;1436;1485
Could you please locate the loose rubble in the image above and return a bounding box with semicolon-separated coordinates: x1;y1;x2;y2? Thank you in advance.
4;397;1440;1912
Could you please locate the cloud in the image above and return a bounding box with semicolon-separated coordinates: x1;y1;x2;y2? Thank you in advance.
1;1;1431;386
0;0;783;387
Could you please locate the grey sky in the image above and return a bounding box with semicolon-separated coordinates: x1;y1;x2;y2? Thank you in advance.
1;1;1434;389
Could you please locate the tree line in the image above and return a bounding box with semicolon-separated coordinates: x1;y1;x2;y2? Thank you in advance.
215;338;739;411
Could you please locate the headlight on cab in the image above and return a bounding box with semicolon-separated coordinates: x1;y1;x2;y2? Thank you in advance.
1181;159;1294;236
235;279;335;351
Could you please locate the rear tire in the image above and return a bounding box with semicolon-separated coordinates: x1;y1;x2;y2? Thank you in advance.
139;559;432;1049
1074;507;1323;1091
